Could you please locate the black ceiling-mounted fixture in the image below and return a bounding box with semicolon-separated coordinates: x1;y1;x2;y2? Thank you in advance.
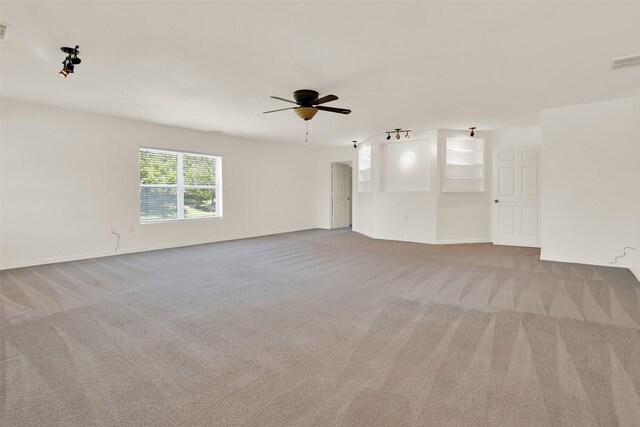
469;127;476;137
353;140;358;148
59;45;81;78
386;128;411;141
263;89;352;121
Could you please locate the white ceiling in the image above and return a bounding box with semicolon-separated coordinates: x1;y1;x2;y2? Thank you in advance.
2;1;640;146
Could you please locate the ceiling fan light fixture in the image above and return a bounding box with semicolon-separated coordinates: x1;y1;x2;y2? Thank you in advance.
294;107;318;121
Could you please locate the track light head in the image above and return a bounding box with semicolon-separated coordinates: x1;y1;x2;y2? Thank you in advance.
405;131;410;139
353;140;358;149
59;59;70;77
469;127;476;137
386;133;391;141
58;45;81;78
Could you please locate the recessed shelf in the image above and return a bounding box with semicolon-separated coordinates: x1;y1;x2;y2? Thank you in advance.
443;137;485;192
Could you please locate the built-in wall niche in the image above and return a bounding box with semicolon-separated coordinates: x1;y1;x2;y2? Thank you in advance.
442;137;485;192
357;143;372;192
380;139;431;192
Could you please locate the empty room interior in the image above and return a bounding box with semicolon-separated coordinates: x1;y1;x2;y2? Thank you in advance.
2;1;640;425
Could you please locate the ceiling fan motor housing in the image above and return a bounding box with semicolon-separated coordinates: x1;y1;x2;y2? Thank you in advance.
293;89;319;107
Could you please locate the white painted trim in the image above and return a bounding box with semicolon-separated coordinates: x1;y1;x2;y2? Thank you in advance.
435;238;491;245
539;253;630;269
0;227;316;270
350;230;489;246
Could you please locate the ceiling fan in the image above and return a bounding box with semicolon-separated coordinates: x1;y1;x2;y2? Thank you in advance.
263;89;351;121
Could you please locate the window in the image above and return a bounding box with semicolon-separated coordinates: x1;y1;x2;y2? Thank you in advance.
139;148;222;223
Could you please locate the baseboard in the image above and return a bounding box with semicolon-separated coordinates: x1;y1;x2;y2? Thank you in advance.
435;238;491;245
539;253;632;269
0;227;316;270
353;230;489;246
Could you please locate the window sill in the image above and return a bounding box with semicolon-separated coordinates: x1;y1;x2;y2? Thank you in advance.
140;216;223;225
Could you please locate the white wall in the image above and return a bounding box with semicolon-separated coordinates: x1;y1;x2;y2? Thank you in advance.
633;89;640;277
491;126;541;148
353;130;492;245
0;99;322;269
353;131;439;244
541;97;640;268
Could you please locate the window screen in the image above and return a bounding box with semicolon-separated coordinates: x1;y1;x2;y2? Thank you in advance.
139;148;222;223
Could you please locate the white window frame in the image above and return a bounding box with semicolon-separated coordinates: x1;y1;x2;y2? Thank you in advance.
139;147;223;223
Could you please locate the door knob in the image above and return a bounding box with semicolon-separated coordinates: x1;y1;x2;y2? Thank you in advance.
494;199;500;203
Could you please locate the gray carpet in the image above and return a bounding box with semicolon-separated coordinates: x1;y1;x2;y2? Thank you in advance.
1;229;640;426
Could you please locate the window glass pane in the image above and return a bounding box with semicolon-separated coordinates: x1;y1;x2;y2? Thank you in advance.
140;187;178;222
139;148;221;223
183;154;215;186
184;188;216;219
140;150;178;185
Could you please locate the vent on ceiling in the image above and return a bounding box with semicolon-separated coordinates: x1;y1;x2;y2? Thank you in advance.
0;23;9;41
610;54;640;70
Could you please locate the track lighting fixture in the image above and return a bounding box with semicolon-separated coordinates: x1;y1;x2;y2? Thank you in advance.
353;140;358;149
385;128;411;141
59;45;81;78
469;127;476;137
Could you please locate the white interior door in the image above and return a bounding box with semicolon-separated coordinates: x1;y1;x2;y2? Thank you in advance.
332;163;352;228
492;146;541;247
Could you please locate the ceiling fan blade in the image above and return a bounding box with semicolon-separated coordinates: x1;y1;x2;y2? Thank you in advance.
312;94;338;105
263;107;297;114
316;105;351;114
270;96;298;105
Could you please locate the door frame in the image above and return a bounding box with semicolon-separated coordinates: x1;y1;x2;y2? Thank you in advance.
331;161;353;229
